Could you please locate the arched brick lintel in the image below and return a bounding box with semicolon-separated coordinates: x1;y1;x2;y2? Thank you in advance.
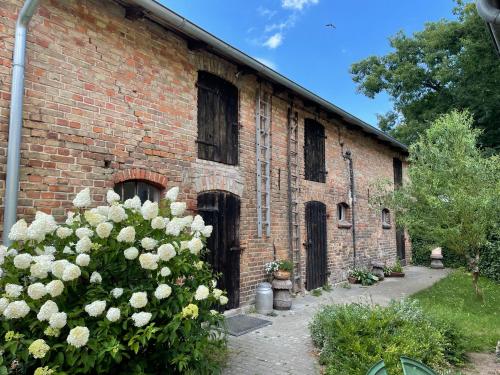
112;169;168;190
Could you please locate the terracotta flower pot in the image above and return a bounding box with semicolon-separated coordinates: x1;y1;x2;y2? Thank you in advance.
274;270;291;280
386;272;405;277
348;276;359;284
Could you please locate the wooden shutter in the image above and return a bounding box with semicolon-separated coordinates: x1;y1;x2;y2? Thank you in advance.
197;71;238;165
304;119;326;182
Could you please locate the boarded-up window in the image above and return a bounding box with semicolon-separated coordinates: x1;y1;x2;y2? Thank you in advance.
197;71;239;165
304;119;326;182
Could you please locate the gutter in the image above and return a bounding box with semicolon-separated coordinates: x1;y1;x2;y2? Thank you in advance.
128;0;408;152
476;0;500;55
2;0;40;246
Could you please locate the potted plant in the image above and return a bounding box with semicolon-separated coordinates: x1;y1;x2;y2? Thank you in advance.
348;268;379;285
264;259;293;280
384;260;405;277
347;268;362;284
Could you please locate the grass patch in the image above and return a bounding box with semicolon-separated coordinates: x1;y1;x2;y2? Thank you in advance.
411;269;500;352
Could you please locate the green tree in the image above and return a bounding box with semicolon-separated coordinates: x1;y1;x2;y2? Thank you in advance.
375;111;499;295
351;1;500;153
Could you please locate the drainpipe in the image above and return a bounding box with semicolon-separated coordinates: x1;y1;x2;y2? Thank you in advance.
2;0;40;246
476;0;500;53
343;150;357;269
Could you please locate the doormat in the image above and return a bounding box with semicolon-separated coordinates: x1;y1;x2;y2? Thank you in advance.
225;315;272;336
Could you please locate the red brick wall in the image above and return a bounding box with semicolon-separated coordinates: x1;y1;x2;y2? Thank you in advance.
0;0;410;305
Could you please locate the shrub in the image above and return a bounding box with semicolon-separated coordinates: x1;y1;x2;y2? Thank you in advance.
478;237;500;283
348;268;378;286
309;300;466;375
0;188;227;374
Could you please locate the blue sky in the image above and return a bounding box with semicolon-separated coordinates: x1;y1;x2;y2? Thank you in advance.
163;0;458;127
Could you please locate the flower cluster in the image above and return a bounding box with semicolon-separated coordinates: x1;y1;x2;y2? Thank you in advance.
0;187;227;374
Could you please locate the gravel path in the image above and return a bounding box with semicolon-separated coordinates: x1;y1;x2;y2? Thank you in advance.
222;266;450;375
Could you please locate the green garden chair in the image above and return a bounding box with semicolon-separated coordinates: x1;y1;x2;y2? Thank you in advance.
366;357;437;375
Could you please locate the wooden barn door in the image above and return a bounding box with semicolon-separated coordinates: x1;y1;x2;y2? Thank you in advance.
305;201;328;290
197;191;241;310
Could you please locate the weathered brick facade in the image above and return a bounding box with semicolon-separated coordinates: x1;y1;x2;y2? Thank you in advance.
0;0;410;306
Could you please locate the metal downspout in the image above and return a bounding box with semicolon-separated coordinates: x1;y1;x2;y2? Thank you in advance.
343;151;357;269
2;0;40;246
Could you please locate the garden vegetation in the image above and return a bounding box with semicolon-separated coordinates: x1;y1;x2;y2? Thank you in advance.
0;187;227;374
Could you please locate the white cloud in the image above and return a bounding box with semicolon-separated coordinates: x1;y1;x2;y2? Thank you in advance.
265;14;297;33
257;6;277;19
263;33;283;49
281;0;319;11
255;57;278;70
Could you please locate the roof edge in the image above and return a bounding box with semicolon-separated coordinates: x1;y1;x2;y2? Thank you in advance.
127;0;409;152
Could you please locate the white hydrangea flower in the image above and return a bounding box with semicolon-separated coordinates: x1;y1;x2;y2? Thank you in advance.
0;297;9;314
151;216;166;230
138;253;159;270
131;312;152;327
84;300;106;317
96;222;113;239
5;284;23;298
8;219;28;241
6;248;18;257
108;205;127;223
49;312;67;329
84;210;106;227
188;237;203;255
165;186;179;202
124;247;139;260
27;283;47;300
160;266;171;277
191;215;205;232
212;288;223;299
37;300;58;321
75;236;92;253
181;215;193;226
165;218;182;236
194;261;204;270
90;271;102;284
154;284;172;300
117;226;135;243
27;212;58;242
55;227;72;240
106;190;121;205
13;253;32;269
201;225;213;238
219;295;228;305
141;200;159;220
124;196;142;211
46;280;64;297
65;211;77;226
141;237;157;250
106;307;121;322
129;292;148;309
62;246;74;255
180;241;189;251
43;246;56;255
51;260;70;279
62;264;81;281
158;244;176;262
3;300;30;319
111;288;123;298
95;206;110;217
76;254;90;267
67;326;89;348
30;261;52;279
75;227;93;239
194;285;209;301
73;188;91;208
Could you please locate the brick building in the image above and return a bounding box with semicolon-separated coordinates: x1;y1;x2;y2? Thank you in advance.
0;0;410;308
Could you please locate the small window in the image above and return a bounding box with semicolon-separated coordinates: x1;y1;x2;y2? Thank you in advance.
382;208;391;229
197;71;239;165
304;119;326;182
337;202;351;228
114;180;161;203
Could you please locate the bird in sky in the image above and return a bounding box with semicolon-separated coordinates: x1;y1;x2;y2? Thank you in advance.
325;23;336;29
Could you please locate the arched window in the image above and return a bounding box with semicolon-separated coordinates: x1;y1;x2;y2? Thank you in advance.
114;180;161;203
382;208;391;229
337;202;351;228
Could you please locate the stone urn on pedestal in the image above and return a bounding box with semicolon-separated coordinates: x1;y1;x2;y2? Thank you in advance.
271;260;293;310
430;247;444;269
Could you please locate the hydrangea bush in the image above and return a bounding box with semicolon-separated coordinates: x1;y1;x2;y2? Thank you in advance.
0;187;228;374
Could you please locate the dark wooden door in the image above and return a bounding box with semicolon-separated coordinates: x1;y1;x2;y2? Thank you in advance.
305;201;328;290
197;191;240;310
393;158;406;263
